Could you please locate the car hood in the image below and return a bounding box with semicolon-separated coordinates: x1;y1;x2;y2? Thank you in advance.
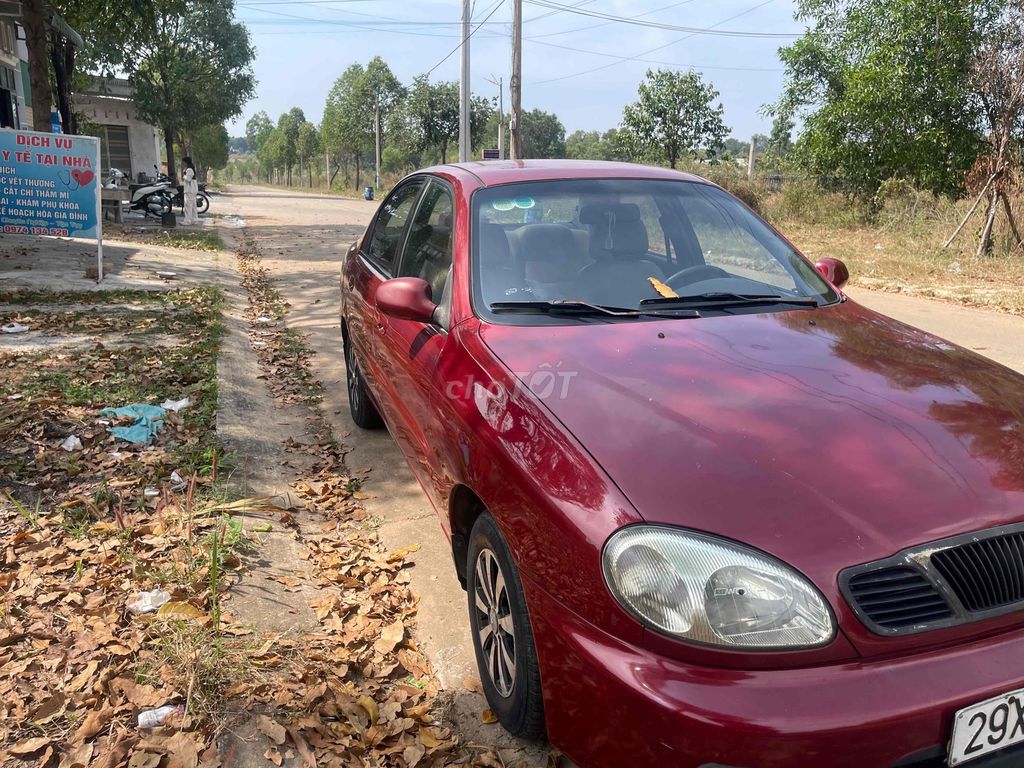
479;300;1024;593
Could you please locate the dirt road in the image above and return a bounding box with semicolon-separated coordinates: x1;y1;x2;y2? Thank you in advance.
221;182;1024;757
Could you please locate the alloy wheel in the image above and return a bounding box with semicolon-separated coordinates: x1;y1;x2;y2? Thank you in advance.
473;548;517;697
346;343;361;411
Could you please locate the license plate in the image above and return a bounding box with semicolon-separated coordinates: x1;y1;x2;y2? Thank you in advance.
949;688;1024;765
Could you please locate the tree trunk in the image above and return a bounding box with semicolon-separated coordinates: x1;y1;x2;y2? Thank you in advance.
441;141;448;165
21;0;52;132
355;153;361;191
50;38;76;135
329;160;340;187
308;163;313;187
164;130;177;185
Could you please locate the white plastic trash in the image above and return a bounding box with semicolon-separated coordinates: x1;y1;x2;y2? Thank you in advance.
137;704;184;728
1;323;29;334
127;588;171;615
60;435;82;452
159;397;191;412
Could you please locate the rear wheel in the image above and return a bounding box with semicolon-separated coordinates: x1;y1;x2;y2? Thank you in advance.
345;334;382;429
467;513;545;740
196;193;210;214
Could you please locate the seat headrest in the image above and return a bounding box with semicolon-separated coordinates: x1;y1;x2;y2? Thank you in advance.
579;203;649;259
479;223;511;268
515;224;580;283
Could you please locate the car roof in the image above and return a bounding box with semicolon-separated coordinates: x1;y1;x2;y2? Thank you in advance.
419;159;709;187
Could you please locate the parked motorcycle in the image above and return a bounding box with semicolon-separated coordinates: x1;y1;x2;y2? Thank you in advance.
154;167;210;215
106;168;173;217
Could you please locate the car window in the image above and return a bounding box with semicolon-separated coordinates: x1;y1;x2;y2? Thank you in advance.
681;188;797;291
366;179;424;274
471;178;837;321
398;180;454;302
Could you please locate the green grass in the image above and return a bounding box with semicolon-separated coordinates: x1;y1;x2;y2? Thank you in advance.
155;230;224;252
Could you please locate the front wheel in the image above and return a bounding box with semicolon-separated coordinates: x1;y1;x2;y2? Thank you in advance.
196;193;210;214
344;334;382;429
467;513;545;740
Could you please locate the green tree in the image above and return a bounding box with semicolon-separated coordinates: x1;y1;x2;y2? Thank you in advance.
764;115;794;166
246;111;273;153
622;69;728;168
276;107;306;185
403;76;493;163
520;109;566;158
130;0;255;182
192;123;229;172
773;0;1003;195
296;121;320;187
322;63;368;188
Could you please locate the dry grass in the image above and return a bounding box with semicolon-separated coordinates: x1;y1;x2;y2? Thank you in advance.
763;183;1024;316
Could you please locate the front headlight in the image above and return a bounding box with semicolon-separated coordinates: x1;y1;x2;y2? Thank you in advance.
603;526;833;649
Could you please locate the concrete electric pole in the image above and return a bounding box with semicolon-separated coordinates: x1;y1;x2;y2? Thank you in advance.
375;101;381;192
509;0;523;160
747;135;757;180
486;75;505;159
459;0;471;162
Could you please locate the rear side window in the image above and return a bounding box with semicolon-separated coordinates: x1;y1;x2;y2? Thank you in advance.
366;179;424;273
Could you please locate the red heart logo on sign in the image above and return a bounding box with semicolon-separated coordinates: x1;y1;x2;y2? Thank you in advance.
71;169;94;186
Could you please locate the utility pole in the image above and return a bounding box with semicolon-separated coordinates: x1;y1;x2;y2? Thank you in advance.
486;75;505;159
746;135;757;180
374;100;381;192
459;0;471;162
509;0;523;160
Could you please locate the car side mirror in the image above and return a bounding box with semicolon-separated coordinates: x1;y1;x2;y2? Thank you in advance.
814;257;850;290
376;277;437;323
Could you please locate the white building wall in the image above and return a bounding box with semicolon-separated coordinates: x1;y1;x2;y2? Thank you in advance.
76;93;161;181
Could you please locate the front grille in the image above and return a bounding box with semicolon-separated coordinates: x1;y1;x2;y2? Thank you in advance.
932;532;1024;612
846;566;953;630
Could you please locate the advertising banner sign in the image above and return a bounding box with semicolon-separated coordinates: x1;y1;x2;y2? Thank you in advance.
0;129;104;279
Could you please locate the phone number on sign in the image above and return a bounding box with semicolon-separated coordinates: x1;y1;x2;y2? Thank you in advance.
2;225;70;236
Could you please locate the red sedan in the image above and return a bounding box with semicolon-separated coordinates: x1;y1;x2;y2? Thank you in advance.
340;161;1024;768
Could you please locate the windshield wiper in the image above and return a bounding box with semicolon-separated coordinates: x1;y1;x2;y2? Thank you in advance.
489;300;699;319
640;292;820;309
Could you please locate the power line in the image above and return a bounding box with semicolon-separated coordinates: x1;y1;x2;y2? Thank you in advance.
527;37;783;72
523;0;595;23
532;0;778;84
426;0;506;77
523;0;799;38
525;0;698;39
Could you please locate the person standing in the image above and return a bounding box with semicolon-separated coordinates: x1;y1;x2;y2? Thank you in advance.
181;156;198;226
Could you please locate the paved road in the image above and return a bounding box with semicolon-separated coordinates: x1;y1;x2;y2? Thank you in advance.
220;183;1024;761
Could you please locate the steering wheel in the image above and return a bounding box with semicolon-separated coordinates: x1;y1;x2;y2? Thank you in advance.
664;264;731;290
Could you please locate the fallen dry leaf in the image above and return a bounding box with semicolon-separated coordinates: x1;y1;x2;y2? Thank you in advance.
257;714;287;745
480;708;498;724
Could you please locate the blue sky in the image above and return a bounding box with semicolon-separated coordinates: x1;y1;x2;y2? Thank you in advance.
231;0;805;142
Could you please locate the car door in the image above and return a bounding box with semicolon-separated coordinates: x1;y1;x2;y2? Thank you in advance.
375;177;457;510
345;177;425;421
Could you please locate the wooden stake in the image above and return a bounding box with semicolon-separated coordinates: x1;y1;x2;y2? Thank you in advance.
943;168;1001;248
1001;193;1024;251
977;189;999;258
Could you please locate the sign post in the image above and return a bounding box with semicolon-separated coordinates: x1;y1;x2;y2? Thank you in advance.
0;129;104;281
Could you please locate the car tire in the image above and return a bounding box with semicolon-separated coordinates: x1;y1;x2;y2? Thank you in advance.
467;513;546;741
344;334;383;429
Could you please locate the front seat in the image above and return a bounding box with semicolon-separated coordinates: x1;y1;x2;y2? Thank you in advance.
578;203;664;306
513;223;582;300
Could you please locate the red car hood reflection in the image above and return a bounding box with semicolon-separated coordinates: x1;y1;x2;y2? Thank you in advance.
479;300;1024;582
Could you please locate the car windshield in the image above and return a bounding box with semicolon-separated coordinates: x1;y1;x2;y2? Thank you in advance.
471;178;839;321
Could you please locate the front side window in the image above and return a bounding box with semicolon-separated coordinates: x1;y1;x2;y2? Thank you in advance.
366;179;423;273
398;180;454;301
471;178;838;322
